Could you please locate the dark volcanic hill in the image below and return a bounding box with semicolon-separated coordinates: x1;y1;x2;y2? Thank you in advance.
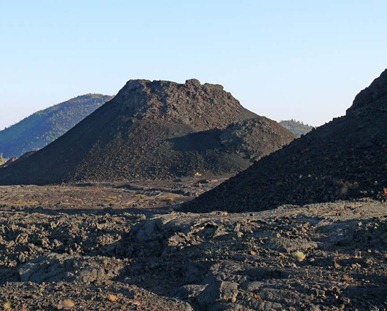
183;70;387;213
0;79;295;184
0;94;113;158
279;119;314;137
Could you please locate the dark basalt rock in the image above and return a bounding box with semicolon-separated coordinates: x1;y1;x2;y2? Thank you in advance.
348;69;387;115
0;79;295;185
183;69;387;213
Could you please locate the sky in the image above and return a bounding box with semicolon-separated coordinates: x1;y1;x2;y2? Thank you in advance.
0;0;386;129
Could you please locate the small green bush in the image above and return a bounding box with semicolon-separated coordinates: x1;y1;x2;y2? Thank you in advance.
0;153;6;165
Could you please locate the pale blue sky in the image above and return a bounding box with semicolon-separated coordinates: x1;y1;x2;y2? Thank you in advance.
0;0;386;129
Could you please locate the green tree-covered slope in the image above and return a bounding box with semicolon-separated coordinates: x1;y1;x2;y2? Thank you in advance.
0;155;5;166
0;94;113;158
279;119;314;137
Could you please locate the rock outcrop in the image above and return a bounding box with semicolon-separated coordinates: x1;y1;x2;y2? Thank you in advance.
183;70;387;212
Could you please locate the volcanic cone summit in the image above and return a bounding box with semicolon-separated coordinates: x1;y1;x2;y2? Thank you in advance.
347;69;387;115
111;79;255;129
0;79;295;184
183;70;387;213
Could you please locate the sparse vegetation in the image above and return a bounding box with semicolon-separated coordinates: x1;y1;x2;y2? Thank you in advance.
3;301;11;311
166;197;175;203
13;199;40;206
0;153;6;166
58;299;75;310
102;195;122;203
293;250;306;262
107;294;118;302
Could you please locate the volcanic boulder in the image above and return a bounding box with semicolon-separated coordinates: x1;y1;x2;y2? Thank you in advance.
183;70;387;213
0;79;295;184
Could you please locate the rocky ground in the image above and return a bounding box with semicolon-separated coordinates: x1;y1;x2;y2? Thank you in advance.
0;182;385;310
0;177;226;211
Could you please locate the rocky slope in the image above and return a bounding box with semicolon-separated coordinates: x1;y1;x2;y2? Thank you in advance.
0;94;112;158
0;79;295;185
279;119;314;137
183;69;387;213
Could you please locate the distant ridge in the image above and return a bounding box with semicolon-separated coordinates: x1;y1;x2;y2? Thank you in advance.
0;94;113;158
279;119;314;137
183;69;387;213
0;79;295;184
